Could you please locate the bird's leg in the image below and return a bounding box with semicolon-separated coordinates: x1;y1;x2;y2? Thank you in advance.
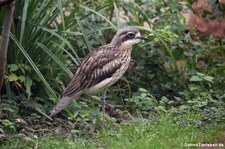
108;104;115;117
82;94;114;110
101;90;107;121
82;93;115;117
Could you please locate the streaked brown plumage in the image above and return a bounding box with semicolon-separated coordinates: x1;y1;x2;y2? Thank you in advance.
50;26;146;116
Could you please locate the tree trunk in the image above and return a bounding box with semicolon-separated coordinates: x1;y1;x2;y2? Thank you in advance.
0;0;15;95
0;0;14;7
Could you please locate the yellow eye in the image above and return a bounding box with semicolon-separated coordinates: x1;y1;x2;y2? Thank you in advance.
127;32;135;38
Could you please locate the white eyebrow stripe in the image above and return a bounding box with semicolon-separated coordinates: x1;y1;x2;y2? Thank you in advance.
127;31;134;34
135;32;141;37
120;34;126;39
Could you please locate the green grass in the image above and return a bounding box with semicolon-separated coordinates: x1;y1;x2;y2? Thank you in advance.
1;112;224;149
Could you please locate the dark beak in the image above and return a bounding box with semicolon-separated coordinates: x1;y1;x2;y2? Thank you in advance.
137;35;148;40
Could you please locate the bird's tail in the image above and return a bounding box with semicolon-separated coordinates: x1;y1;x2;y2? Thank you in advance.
50;96;75;117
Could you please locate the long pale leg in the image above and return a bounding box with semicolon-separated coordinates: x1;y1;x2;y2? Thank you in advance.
101;90;107;121
82;94;114;112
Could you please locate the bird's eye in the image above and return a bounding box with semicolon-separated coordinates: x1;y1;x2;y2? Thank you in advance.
127;32;135;38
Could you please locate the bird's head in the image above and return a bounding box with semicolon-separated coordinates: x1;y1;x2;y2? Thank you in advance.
110;26;147;46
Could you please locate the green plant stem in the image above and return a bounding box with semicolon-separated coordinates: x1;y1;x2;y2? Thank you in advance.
0;0;15;95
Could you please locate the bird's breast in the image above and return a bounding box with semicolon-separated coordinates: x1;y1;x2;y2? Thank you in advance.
109;47;132;83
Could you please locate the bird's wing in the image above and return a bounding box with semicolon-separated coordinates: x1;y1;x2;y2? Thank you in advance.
62;45;122;97
50;45;121;116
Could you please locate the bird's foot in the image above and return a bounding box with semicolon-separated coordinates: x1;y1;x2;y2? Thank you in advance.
108;104;115;117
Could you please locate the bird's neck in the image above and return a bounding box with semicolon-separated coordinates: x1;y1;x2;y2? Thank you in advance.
110;42;132;52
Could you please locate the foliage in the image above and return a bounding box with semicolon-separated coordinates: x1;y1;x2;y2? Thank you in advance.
0;0;224;144
1;112;224;149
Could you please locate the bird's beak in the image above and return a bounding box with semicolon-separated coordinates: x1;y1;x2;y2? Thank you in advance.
137;35;148;40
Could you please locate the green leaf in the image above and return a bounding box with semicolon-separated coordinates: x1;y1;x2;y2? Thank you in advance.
190;75;203;82
135;26;177;69
189;84;200;91
141;92;147;98
19;76;26;82
8;73;19;82
8;64;19;72
196;72;205;77
160;96;169;103
155;106;167;112
139;88;148;93
0;119;14;127
203;76;214;83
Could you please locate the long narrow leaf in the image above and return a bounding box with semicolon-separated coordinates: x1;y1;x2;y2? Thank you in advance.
57;0;65;31
75;16;92;52
10;33;57;98
80;6;117;30
37;42;73;78
50;41;80;69
127;0;152;26
113;2;120;29
28;20;81;66
19;0;29;43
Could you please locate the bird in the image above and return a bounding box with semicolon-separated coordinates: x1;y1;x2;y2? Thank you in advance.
50;26;147;117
